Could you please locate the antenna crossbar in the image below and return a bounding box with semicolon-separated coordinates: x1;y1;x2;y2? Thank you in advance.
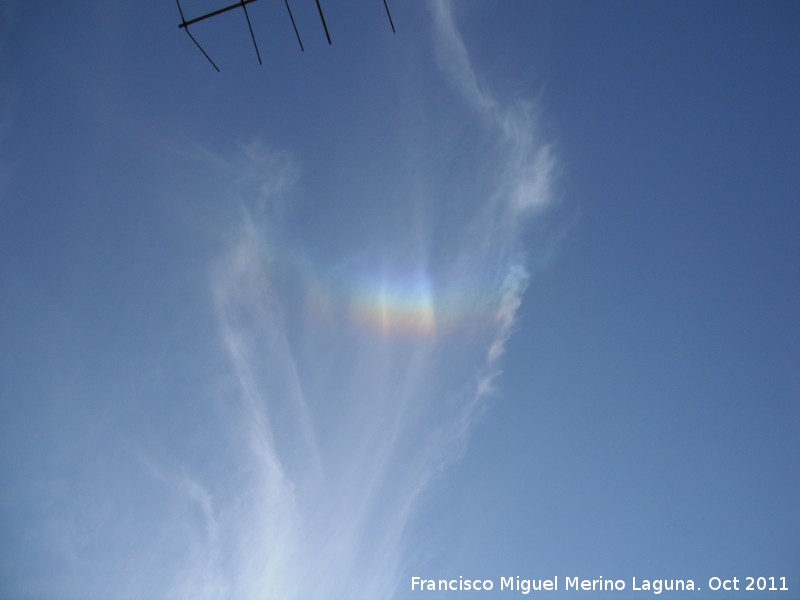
178;0;260;29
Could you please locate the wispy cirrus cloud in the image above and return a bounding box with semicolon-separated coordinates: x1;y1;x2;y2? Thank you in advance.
150;3;557;598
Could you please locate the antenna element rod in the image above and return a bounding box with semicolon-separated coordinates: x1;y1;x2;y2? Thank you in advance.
240;0;263;64
383;0;396;34
316;0;332;45
285;0;305;51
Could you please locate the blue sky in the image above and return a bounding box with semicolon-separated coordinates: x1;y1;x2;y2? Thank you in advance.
1;1;798;599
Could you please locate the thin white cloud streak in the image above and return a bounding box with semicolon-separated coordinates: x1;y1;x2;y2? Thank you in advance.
157;3;557;599
0;5;15;205
433;0;555;215
0;101;12;203
431;0;555;424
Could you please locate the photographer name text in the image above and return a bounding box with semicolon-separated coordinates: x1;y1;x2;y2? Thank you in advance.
411;575;790;595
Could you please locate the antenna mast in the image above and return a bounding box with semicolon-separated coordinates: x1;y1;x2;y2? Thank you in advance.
176;0;396;71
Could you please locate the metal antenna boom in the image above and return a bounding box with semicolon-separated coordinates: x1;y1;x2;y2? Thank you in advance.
178;0;260;29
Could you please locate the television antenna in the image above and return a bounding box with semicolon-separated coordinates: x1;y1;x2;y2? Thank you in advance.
176;0;396;72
